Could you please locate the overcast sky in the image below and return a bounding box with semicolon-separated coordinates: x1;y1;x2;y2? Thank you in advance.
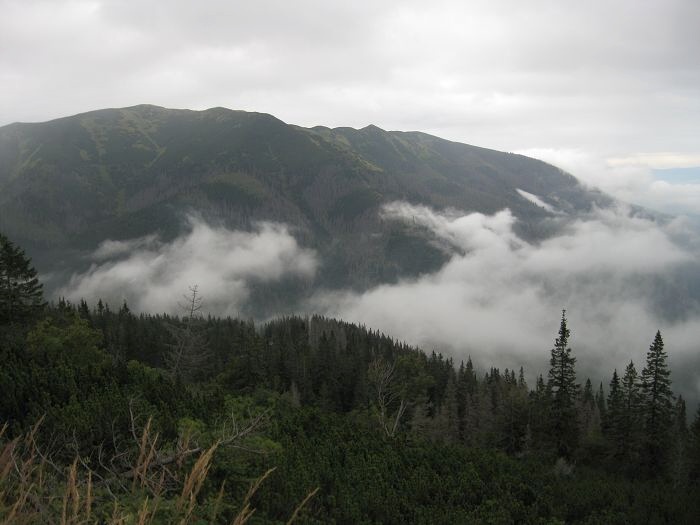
2;0;699;211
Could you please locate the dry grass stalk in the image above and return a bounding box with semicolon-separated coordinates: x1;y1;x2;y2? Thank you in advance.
153;468;165;499
1;408;275;525
0;438;18;483
286;487;319;525
177;429;193;469
132;417;153;492
209;480;225;523
135;495;159;525
5;480;33;524
84;469;93;522
110;498;120;523
60;458;80;525
231;503;255;525
26;416;44;453
136;496;151;525
177;441;219;523
139;432;160;490
231;467;276;525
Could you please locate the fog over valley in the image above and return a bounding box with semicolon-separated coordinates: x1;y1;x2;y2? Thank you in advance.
56;200;700;407
58;217;317;316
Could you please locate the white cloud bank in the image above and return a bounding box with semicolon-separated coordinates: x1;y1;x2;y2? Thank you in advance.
58;218;317;316
55;206;700;401
309;202;700;398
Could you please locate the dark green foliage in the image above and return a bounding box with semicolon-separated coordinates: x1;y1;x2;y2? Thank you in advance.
618;361;644;466
577;378;605;464
528;374;550;451
547;310;579;457
0;232;45;325
3;300;698;523
595;381;606;422
641;331;674;473
669;395;689;487
604;369;624;456
495;369;530;454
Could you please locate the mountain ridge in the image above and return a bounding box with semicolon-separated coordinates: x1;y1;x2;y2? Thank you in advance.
0;104;613;304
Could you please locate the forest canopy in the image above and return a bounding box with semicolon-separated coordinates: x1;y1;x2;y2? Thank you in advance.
1;232;699;523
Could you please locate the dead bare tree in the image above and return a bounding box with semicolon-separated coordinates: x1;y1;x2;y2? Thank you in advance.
368;354;432;438
165;285;212;381
368;358;408;437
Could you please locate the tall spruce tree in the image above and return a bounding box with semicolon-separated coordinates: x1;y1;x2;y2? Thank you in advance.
619;361;644;465
0;233;45;325
605;370;624;456
595;382;606;421
547;310;578;457
640;330;674;473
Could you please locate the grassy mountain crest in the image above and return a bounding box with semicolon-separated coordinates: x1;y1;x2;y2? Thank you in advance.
0;105;612;296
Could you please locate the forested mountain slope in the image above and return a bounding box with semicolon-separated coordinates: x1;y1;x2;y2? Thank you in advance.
0;105;612;291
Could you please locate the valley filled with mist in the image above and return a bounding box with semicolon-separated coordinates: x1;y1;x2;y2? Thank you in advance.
2;105;699;407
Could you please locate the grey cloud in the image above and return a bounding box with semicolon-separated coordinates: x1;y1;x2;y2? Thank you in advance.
2;1;698;159
57;217;317;315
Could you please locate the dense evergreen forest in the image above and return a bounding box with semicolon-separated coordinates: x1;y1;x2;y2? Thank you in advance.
2;231;700;524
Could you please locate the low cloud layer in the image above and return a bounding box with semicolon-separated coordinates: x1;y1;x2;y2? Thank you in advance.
55;205;700;402
310;202;700;400
58;218;317;316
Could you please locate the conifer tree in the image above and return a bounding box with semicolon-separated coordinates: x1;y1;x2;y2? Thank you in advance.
410;395;434;436
595;382;606;421
497;371;529;454
518;367;527;389
433;372;460;444
547;310;578;457
604;369;624;454
640;331;674;472
577;377;604;460
582;378;594;404
0;232;45;325
461;387;483;447
619;361;643;464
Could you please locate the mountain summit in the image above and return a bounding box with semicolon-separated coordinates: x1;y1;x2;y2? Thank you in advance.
0;105;611;299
